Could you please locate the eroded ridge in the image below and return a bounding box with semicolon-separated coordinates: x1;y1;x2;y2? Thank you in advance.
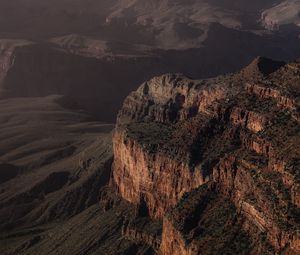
111;58;300;254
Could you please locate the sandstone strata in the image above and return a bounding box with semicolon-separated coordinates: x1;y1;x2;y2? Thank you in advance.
111;58;300;254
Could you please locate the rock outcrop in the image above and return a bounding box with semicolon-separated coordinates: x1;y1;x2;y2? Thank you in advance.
113;128;206;218
111;58;300;254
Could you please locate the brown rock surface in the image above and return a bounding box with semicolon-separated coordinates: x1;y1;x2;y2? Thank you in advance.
111;57;300;254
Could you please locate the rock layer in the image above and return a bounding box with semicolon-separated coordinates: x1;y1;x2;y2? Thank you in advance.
111;58;300;254
113;128;207;218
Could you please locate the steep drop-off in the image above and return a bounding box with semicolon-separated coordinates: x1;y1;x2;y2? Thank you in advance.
112;57;300;254
1;57;299;255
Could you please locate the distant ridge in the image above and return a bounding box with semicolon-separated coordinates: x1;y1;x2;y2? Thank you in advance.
239;56;286;80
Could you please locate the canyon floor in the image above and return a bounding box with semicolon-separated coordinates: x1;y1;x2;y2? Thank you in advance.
0;95;160;254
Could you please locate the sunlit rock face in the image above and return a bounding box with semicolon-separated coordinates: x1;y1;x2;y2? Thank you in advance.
112;128;206;219
112;57;300;254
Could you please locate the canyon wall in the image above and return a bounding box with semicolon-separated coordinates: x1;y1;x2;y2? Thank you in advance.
111;58;300;254
113;129;206;218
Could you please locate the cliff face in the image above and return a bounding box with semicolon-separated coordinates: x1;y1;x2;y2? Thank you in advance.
113;128;206;218
117;73;229;124
111;57;300;254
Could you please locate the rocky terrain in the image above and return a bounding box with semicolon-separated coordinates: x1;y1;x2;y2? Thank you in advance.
0;95;162;255
1;1;300;254
1;56;299;254
0;0;296;47
1;27;300;123
0;1;300;123
110;57;300;254
261;0;300;30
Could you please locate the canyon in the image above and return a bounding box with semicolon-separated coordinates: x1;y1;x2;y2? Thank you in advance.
110;57;300;254
1;55;300;254
0;1;300;254
1;26;300;123
1;0;300;124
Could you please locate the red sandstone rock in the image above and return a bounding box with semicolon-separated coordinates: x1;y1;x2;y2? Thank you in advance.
111;58;300;254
